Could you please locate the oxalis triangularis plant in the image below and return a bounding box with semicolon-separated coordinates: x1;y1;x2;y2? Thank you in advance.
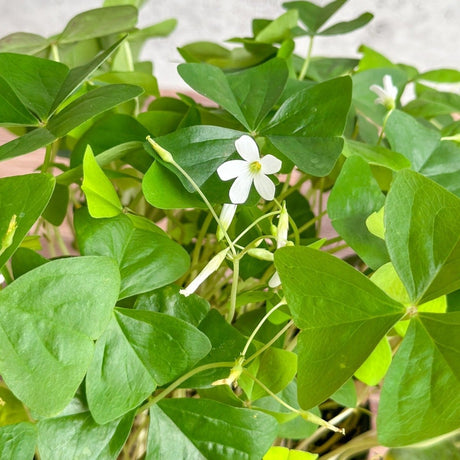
0;0;459;459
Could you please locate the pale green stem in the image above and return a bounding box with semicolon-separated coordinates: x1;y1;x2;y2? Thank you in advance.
316;177;325;236
241;299;286;357
377;109;393;145
244;320;294;365
233;211;279;245
191;212;213;270
295;210;327;235
169;159;237;256
41;143;54;173
50;43;60;62
226;257;240;323
298;36;314;81
137;362;235;414
53;226;70;256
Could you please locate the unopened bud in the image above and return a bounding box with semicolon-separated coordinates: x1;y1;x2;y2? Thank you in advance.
146;136;174;164
247;248;274;262
217;204;237;241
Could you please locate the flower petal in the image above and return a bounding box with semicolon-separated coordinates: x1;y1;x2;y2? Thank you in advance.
370;84;385;100
254;173;276;201
217;160;248;181
229;171;253;204
260;154;282;174
235;135;260;163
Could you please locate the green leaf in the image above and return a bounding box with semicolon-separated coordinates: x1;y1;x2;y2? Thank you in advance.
264;446;318;460
71;112;149;167
268;136;343;176
0;173;55;269
357;45;395;71
328;155;389;269
319;12;373;36
419;140;460;197
147;398;278;460
0;53;69;121
0;256;120;416
0;75;39;126
42;182;69;226
418;68;460;83
75;209;189;299
143;161;206;209
50;36;128;115
385;110;440;171
179;59;288;131
0;422;36;460
82;146;123;218
378;313;460;446
0;385;29;426
129;18;177;40
37;410;134;459
239;348;297;401
58;6;138;44
255;10;298;43
86;308;210;423
47;84;143;138
0;32;49;54
330;378;357;407
342;139;410;171
94;71;159;96
134;284;210;327
385;170;460;304
0;127;55;161
275;247;404;409
144;126;243;193
11;248;48;279
354;336;392;385
263;76;351;137
283;0;347;34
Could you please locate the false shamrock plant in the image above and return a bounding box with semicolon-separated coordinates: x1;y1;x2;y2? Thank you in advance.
0;0;460;459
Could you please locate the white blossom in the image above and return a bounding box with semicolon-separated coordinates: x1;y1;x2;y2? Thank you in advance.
217;135;282;204
217;203;237;241
370;74;397;110
180;248;229;297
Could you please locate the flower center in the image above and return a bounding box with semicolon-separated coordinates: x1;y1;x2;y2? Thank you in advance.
249;161;262;174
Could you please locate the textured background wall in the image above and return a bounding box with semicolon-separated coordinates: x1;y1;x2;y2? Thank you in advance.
1;0;459;90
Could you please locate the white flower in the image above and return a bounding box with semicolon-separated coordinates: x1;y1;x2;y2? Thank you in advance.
217;135;282;204
217;203;237;241
180;248;229;297
370;74;397;110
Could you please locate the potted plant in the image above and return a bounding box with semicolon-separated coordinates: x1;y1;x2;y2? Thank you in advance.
0;1;459;458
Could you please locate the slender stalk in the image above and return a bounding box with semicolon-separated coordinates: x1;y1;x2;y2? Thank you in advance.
53;226;70;256
377;109;393;145
226;257;240;323
50;43;60;62
137;362;235;414
244;320;294;366
241;300;286;357
191;212;213;270
169;160;237;256
233;211;280;245
316;177;325;236
298;36;315;81
41;143;54;173
295;210;327;235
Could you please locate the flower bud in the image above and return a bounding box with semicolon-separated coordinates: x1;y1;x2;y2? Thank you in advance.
217;204;237;241
146;136;174;164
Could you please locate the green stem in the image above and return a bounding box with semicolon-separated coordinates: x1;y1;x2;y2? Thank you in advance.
42;143;54;173
226;257;240;323
298;36;314;81
191;212;213;270
233;211;279;245
170;160;237;256
241;299;286;357
316;177;325;236
244;320;294;366
377;109;393;146
137;362;235;414
295;210;327;235
53;226;70;256
50;43;60;62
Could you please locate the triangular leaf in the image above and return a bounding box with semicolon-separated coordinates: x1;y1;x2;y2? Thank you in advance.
0;256;120;416
82;146;123;218
378;313;460;446
275;246;404;409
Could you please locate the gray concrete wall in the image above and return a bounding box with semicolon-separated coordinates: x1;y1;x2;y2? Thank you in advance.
1;0;459;90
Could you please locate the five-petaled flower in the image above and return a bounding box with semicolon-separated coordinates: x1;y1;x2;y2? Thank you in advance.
217;135;282;204
370;74;397;111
